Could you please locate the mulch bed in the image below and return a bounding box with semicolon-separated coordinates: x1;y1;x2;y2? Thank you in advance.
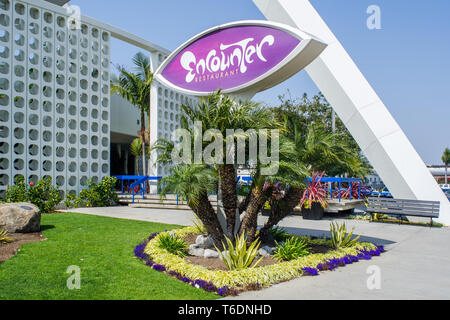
183;234;333;271
0;232;46;264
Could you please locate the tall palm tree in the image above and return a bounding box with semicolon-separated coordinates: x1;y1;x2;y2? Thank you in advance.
111;52;153;177
130;138;143;175
443;148;450;184
132;53;154;175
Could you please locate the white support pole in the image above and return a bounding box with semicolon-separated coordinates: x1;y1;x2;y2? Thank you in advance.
253;0;450;224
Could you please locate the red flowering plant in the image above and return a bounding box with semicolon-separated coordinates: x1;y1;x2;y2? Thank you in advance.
300;172;328;209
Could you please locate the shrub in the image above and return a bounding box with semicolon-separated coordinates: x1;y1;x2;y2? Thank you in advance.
274;237;310;261
157;233;188;257
269;226;289;242
64;193;77;209
5;176;62;213
216;233;263;271
330;222;360;249
301;172;328;209
26;177;63;213
0;228;12;244
5;177;27;203
68;177;118;208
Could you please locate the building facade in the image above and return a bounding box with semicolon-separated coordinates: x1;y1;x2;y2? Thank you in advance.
0;0;189;196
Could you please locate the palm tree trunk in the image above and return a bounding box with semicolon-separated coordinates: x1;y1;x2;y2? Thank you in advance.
191;191;226;249
218;164;238;241
259;187;303;242
238;188;253;216
240;187;267;243
147;90;152;177
140;110;146;176
135;158;140;176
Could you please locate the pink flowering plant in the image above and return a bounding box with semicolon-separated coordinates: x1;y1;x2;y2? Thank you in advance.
300;171;328;209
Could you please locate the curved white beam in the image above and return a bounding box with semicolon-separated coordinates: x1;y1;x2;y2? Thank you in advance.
253;0;450;224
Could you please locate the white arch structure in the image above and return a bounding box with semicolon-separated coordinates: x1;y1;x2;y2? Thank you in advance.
253;0;450;224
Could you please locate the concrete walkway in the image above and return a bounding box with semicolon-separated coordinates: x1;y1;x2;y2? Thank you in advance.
61;207;450;300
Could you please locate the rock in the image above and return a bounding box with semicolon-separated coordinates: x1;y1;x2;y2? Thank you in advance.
195;235;214;249
0;203;41;233
188;244;205;257
204;249;220;259
258;246;274;257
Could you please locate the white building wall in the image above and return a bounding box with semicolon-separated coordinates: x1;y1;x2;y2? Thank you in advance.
0;0;111;196
149;51;195;178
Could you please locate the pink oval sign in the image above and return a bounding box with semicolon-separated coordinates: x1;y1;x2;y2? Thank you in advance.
155;21;327;96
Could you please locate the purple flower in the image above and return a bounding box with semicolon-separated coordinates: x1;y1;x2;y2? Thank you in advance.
181;277;193;284
152;264;166;272
302;267;319;276
218;286;232;297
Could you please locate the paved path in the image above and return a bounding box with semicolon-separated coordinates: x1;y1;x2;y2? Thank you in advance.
61;207;450;300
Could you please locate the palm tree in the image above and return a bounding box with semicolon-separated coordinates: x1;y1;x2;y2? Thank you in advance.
159;165;226;247
257;119;367;242
111;52;153;177
239;136;308;242
130;138;143;175
155;91;278;244
132;53;154;175
179;93;277;240
443;148;450;184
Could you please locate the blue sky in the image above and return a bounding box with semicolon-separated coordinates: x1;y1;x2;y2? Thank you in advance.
71;0;450;165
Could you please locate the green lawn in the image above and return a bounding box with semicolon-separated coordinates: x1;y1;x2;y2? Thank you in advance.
0;213;217;300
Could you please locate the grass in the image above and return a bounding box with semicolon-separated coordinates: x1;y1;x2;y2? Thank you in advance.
0;213;218;300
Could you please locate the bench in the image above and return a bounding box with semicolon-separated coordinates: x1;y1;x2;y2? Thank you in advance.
366;197;440;227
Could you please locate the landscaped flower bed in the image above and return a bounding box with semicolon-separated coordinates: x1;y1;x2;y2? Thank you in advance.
134;226;385;297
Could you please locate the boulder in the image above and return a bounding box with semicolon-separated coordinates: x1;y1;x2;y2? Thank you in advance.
195;235;214;249
0;203;41;233
188;244;205;257
204;249;220;259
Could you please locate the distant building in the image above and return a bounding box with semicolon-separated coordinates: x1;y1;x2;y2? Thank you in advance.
365;172;385;190
427;165;449;184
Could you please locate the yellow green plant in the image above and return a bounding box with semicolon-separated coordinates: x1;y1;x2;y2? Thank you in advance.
274;237;310;261
144;227;377;288
216;233;263;271
330;222;360;249
0;228;12;244
157;233;188;257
